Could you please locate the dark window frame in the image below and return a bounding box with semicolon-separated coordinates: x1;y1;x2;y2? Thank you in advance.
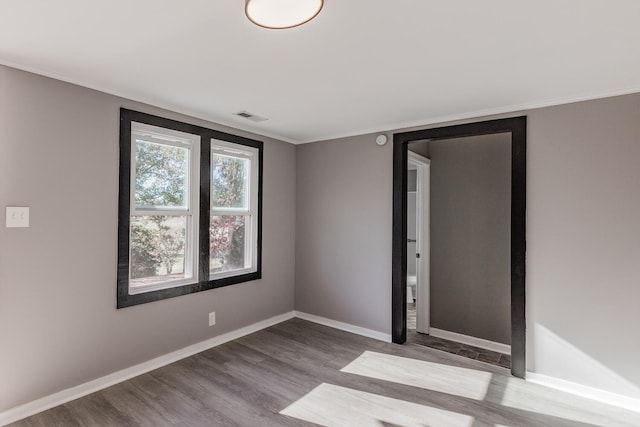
117;108;263;308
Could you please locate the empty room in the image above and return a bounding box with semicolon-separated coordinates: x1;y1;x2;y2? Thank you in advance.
1;1;640;426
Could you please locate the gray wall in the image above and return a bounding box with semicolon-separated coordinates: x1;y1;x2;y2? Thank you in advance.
295;135;392;334
409;140;430;159
295;92;640;400
407;169;417;192
527;95;640;398
429;133;511;344
0;66;296;411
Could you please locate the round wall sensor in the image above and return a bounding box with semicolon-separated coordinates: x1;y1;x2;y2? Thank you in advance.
376;134;388;146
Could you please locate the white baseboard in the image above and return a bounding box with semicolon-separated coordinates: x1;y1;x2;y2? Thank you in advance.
294;311;392;343
0;311;295;427
526;372;640;414
429;327;511;355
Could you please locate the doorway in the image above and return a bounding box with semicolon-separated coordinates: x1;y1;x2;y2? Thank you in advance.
391;117;526;378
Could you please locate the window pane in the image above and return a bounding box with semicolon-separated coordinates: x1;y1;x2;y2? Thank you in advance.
211;152;249;209
210;215;248;274
130;216;188;287
135;140;189;209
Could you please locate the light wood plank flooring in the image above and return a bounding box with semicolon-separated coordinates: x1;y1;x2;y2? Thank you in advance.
10;318;640;426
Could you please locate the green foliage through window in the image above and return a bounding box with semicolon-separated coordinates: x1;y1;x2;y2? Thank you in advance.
211;153;248;209
130;216;186;285
135;140;188;209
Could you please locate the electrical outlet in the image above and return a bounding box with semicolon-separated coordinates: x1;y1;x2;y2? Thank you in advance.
6;207;30;228
208;311;216;326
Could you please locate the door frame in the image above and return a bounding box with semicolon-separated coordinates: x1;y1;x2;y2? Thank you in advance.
408;151;431;334
391;116;527;378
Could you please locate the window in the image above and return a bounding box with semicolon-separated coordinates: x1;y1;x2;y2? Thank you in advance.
118;109;263;308
210;141;260;279
129;123;200;294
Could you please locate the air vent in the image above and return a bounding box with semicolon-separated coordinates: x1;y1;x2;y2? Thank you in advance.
234;110;268;122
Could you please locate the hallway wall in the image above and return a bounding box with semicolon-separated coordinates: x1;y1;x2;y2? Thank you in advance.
429;133;511;345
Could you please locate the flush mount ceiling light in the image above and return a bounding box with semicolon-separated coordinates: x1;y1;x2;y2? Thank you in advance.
245;0;324;29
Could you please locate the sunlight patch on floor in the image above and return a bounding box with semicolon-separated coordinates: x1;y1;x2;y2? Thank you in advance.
281;383;474;427
341;351;493;400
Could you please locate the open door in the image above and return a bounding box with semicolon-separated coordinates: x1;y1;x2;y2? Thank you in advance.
408;151;430;334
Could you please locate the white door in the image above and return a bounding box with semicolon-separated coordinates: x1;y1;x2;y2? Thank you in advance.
409;152;430;334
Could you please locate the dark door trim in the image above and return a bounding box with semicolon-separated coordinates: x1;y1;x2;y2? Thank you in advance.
392;116;527;378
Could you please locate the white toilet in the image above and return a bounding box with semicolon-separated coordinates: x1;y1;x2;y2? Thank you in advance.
407;275;417;303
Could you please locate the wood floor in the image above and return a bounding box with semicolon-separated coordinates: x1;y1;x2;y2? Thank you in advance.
10;318;640;426
406;303;511;369
407;329;511;369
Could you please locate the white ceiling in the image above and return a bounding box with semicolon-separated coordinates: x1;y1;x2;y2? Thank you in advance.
1;1;639;144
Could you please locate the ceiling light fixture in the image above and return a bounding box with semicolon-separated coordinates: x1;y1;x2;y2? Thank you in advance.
245;0;324;29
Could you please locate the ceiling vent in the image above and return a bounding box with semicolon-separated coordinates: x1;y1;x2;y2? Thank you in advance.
234;110;268;122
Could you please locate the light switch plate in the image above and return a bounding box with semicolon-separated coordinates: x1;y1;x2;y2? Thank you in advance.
6;207;30;228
